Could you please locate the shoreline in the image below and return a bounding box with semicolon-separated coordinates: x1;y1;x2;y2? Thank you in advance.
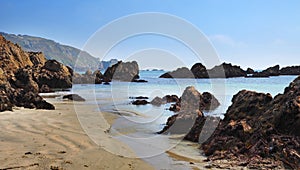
0;98;154;170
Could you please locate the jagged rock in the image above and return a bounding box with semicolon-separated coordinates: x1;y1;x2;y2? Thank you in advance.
280;66;300;75
104;61;140;81
208;63;246;78
246;68;255;74
160;63;247;79
202;92;221;111
162;95;179;103
37;60;72;88
159;67;195;78
158;86;220;140
132;100;149;105
201;76;300;169
39;84;54;93
150;96;165;106
63;94;85;102
250;65;280;77
13;68;39;93
73;70;103;84
191;63;209;78
28;52;46;67
224;90;272;121
0;35;56;111
150;95;179;106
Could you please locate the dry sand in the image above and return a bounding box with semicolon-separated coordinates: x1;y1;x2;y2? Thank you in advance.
0;99;154;170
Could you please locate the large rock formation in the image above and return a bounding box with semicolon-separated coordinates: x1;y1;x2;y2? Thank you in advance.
250;65;280;77
36;60;72;88
104;61;140;81
160;67;195;78
0;35;70;111
190;63;209;78
158;86;220;142
73;70;104;84
159;63;247;79
207;63;246;78
201;76;300;169
280;66;300;75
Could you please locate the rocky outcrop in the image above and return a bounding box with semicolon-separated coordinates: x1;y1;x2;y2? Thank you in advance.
158;86;220;141
159;63;247;79
250;65;280;77
280;66;300;75
73;70;103;84
208;63;246;78
36;60;72;89
104;61;140;81
150;95;179;106
132;100;149;105
159;67;195;78
0;35;55;111
191;63;209;78
246;68;255;74
167;87;220;112
201;76;300;169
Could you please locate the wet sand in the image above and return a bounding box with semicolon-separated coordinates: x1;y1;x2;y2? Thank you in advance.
0;99;154;170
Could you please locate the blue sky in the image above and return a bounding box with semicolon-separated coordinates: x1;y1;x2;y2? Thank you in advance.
1;0;300;70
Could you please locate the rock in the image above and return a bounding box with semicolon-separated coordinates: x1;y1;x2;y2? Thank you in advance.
162;95;179;103
246;68;255;74
250;65;280;77
73;70;103;84
158;86;220;141
280;66;300;75
224;90;272;121
63;94;85;101
159;67;195;78
201;76;300;169
202;92;221;111
103;61;140;81
39;84;54;93
150;96;165;106
132;79;148;83
37;60;72;88
129;96;149;99
132;100;149;105
0;35;56;111
28;52;46;67
208;63;246;78
12;68;39;93
13;90;55;110
191;63;209;78
150;95;179;106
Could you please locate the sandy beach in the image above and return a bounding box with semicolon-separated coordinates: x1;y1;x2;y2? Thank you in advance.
0;98;155;170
